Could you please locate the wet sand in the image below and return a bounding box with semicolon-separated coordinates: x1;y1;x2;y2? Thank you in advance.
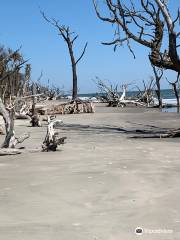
0;104;180;240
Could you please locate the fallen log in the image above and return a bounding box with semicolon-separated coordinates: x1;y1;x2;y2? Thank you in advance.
131;129;180;138
0;149;22;156
124;125;180;138
37;101;95;115
15;113;31;120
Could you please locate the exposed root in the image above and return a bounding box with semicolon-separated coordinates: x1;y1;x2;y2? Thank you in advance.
42;119;66;152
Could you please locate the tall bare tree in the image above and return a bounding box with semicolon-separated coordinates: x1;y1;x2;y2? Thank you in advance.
93;0;180;73
41;12;88;100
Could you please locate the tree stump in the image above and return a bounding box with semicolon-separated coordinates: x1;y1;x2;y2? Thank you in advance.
42;120;66;152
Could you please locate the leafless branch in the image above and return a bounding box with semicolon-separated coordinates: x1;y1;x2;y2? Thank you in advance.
75;42;88;65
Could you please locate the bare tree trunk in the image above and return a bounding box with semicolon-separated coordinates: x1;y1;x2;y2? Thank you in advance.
155;80;162;108
41;12;87;101
0;98;29;148
0;98;15;148
31;83;41;127
23;64;31;96
152;65;163;108
68;43;78;100
0;105;15;148
167;74;180;113
72;66;78;100
172;83;179;113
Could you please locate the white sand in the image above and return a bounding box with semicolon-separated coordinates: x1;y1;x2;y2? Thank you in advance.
0;104;180;239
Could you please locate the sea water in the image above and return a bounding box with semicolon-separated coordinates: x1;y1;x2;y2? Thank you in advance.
78;89;178;113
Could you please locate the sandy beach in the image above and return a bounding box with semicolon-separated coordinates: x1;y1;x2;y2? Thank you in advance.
0;104;180;239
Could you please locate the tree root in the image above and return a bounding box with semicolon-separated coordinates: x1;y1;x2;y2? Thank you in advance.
42;119;67;152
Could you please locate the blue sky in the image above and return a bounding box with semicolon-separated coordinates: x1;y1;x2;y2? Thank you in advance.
0;0;179;93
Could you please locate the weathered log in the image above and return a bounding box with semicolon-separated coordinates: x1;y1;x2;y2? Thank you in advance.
15;101;30;119
38;101;95;115
101;122;180;139
0;149;22;156
42;120;66;152
15;113;31;120
131;130;180;139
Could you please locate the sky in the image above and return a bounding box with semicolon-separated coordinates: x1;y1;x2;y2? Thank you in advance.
0;0;179;93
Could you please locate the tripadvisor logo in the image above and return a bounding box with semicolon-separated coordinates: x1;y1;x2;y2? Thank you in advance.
135;227;173;235
135;227;143;235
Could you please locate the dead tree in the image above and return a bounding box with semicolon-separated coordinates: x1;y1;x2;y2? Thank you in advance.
139;78;155;107
95;77;121;106
22;64;31;96
0;97;29;150
93;0;180;73
30;83;41;127
152;65;163;108
41;11;88;100
95;77;144;107
167;73;180;113
42;119;66;152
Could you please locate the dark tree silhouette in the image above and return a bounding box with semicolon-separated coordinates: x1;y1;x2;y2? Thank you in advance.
41;11;88;100
93;0;180;73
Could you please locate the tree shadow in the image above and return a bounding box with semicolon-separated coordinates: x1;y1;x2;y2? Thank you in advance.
60;123;176;138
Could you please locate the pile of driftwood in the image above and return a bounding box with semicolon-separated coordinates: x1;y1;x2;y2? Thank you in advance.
95;77;157;108
0;97;66;155
0;94;95;155
38;99;95;115
95;78;147;107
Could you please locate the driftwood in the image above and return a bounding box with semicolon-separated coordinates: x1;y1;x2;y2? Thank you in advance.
118;124;180;139
30;114;41;127
42;119;66;152
30;83;42;127
39;104;66;115
95;78;147;107
0;97;29;149
0;149;22;156
38;100;95;115
14;99;30;119
131;129;180;139
66;100;95;114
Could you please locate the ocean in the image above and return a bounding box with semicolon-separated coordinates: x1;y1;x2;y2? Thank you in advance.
78;89;179;112
79;89;176;100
